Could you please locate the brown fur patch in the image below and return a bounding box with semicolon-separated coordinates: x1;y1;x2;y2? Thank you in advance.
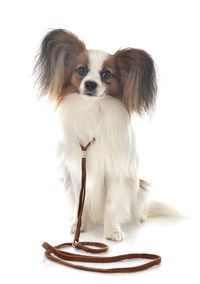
70;52;89;89
101;49;157;115
102;55;123;99
114;48;157;114
34;29;86;101
56;51;89;105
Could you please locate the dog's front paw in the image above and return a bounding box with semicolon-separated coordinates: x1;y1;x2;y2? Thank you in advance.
105;230;124;241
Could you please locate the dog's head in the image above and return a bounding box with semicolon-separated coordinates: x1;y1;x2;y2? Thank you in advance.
35;29;157;114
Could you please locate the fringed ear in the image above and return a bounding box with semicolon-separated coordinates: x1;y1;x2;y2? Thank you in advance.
115;48;157;114
34;29;86;99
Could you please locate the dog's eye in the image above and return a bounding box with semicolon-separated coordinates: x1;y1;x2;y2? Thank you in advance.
101;70;112;80
77;66;88;77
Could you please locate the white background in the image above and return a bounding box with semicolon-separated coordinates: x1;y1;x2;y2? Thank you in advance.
0;0;200;283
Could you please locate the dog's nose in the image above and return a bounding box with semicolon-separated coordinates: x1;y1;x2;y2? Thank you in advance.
85;81;97;91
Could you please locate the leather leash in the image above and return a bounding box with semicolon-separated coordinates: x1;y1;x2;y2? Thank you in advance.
42;138;161;273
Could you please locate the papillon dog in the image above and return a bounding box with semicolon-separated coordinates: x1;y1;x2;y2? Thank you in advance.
35;29;163;241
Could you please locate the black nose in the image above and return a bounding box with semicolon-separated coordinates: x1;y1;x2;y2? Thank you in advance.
85;81;97;91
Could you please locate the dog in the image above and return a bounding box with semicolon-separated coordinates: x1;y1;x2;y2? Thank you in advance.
35;29;167;241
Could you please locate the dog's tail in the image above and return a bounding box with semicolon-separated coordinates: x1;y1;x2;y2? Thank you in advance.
147;200;182;217
140;180;184;218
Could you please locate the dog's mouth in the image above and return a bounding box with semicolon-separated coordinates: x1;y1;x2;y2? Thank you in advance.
87;93;98;97
77;90;96;97
83;91;97;97
79;90;104;98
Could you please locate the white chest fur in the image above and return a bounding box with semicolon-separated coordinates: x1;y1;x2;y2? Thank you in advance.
57;94;132;144
56;93;138;177
55;94;139;224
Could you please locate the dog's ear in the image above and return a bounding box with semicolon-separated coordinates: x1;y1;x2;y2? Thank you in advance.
115;48;157;114
34;29;86;98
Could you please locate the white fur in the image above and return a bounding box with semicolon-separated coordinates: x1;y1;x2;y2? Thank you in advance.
56;92;149;241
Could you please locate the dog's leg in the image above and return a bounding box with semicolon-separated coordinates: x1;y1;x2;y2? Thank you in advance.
104;179;130;241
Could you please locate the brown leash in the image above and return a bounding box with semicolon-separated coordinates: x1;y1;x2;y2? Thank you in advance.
42;138;161;273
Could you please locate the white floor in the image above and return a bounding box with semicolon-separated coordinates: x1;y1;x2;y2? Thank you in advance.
39;216;199;284
2;175;199;284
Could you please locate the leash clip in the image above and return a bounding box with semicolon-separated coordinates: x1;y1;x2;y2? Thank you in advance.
72;240;79;247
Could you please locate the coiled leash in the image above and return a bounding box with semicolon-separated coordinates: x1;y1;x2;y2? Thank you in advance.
42;138;161;273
